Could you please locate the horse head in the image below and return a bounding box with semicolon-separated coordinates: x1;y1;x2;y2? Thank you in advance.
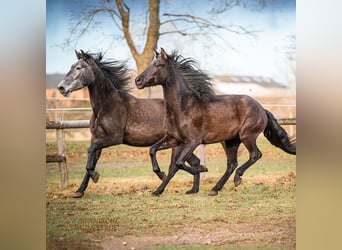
135;48;171;89
57;50;96;97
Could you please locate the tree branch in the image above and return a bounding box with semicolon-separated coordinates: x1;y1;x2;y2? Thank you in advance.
162;13;259;37
209;0;270;14
62;5;121;49
115;0;139;60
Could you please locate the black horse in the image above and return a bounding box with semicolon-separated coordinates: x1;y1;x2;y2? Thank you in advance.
135;48;296;196
57;50;208;197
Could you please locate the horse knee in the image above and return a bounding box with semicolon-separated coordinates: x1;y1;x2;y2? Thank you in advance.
87;147;94;155
175;160;184;169
228;161;238;173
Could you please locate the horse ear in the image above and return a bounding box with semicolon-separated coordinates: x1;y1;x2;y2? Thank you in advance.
79;50;91;62
160;48;168;60
75;50;81;59
153;48;160;58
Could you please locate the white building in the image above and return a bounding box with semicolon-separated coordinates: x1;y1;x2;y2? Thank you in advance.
213;75;291;97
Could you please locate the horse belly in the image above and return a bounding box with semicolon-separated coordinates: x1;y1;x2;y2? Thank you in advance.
123;129;164;147
199;110;239;143
124;104;165;146
203;128;239;144
123;119;165;147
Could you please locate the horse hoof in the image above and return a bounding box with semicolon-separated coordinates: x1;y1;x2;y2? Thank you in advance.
199;165;208;172
73;192;84;198
185;189;198;194
91;172;100;183
234;176;242;187
151;191;160;197
208;190;218;196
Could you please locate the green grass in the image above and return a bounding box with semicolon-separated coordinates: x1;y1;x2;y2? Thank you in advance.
46;138;296;249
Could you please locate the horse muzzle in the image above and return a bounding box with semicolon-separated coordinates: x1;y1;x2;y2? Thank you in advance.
57;81;71;97
135;76;155;89
135;76;145;89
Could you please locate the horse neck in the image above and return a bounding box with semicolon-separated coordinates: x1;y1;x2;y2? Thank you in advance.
162;65;192;114
87;70;124;114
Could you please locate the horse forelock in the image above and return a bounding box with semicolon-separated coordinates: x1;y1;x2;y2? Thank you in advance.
168;51;215;101
85;51;131;92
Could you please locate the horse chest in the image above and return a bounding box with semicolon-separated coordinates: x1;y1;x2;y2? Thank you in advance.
90;114;124;140
165;115;192;141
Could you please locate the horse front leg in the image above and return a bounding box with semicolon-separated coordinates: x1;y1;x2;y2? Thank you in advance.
152;142;183;196
72;149;102;198
73;149;102;198
150;136;206;182
86;138;118;183
185;153;208;194
152;140;202;196
150;136;180;181
174;141;202;194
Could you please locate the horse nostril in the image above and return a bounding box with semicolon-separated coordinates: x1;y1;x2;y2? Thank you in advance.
135;77;141;84
58;85;65;93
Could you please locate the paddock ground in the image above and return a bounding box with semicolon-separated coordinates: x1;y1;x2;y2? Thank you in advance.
46;138;296;250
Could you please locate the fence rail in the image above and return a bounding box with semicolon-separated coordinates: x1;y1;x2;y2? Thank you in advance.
46;118;296;129
46;120;90;129
46;117;296;188
46;104;296;112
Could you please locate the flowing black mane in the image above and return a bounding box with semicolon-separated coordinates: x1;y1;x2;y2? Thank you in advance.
168;51;215;101
89;52;131;92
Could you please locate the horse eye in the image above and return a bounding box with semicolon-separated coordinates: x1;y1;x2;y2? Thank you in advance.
155;63;164;67
76;66;82;70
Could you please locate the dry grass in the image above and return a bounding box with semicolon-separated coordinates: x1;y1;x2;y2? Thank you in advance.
46;138;296;250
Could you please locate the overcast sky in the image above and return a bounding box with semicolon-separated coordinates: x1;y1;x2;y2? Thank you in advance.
46;0;295;84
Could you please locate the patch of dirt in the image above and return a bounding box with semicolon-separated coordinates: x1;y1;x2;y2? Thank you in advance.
100;218;295;249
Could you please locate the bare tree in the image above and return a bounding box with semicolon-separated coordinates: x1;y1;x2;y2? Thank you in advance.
63;0;269;96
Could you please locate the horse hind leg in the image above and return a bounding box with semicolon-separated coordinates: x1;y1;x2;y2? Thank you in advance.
234;137;262;187
209;138;240;196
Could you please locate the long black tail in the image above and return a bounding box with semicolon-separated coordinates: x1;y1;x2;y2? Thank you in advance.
263;109;296;155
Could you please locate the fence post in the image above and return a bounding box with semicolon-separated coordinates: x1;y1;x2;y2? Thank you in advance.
289;112;294;136
56;127;68;188
197;144;206;179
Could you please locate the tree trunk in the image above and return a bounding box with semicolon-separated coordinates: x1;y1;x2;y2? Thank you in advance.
116;0;160;97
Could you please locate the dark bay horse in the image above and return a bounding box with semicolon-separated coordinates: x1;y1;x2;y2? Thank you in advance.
135;48;296;196
57;50;208;198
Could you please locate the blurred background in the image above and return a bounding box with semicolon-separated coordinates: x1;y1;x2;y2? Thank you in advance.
46;0;296;141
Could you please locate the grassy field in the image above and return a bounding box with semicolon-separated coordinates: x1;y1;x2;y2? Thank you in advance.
46;138;296;250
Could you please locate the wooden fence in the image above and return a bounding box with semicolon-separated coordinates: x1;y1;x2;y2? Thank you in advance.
46;118;296;189
46;120;90;188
